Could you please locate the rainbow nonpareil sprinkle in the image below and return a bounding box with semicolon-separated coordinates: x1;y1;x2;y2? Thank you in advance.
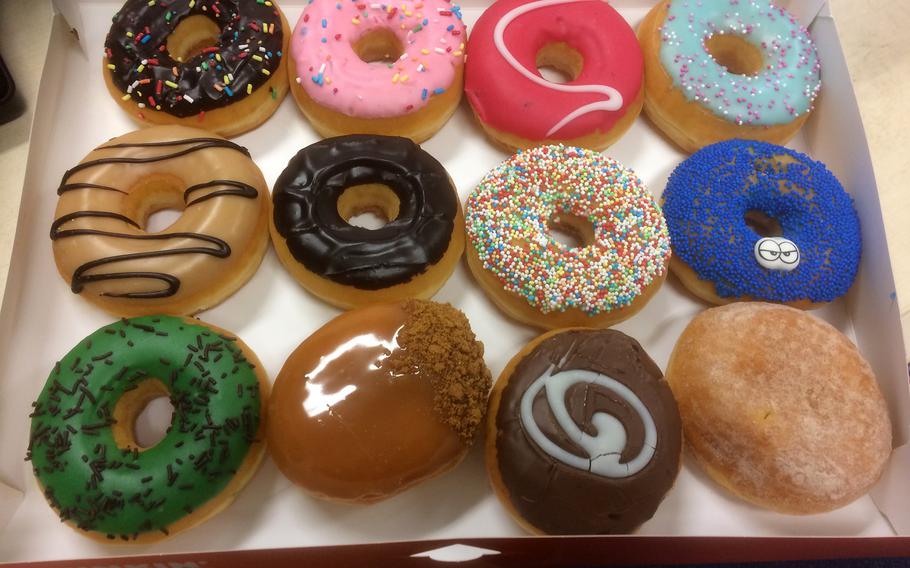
465;145;671;315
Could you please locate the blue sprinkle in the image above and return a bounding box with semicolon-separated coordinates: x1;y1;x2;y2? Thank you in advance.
421;88;428;100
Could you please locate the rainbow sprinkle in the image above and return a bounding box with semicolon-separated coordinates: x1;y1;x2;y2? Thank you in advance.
465;146;671;315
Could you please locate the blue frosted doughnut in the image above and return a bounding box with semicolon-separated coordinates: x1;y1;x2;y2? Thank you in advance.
661;140;861;303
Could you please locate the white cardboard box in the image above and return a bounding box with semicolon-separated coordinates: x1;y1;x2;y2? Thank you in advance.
1;0;909;564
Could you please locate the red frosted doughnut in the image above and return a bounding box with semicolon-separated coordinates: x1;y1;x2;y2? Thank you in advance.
465;0;643;150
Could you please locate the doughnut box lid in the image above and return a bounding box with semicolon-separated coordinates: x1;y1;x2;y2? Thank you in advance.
1;0;910;565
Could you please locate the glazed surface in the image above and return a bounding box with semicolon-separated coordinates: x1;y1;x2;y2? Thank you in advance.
267;301;490;502
290;0;465;118
465;0;642;140
271;135;458;290
105;0;285;117
27;316;261;539
661;140;861;303
51;126;269;308
494;329;682;534
657;0;821;126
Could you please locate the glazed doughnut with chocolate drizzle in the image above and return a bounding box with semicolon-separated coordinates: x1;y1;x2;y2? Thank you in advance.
51;126;271;317
486;328;682;534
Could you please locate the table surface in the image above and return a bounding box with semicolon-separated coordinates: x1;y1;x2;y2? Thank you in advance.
1;0;909;352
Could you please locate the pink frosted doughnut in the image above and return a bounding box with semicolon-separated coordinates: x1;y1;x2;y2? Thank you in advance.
464;0;644;151
288;0;467;141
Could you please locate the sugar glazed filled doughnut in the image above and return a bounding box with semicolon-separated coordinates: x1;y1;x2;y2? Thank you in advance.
661;140;861;308
104;0;290;137
487;328;682;534
465;145;670;329
270;135;463;309
465;0;643;151
288;0;466;141
51;126;271;317
666;303;891;514
268;300;491;503
639;0;821;152
26;316;268;542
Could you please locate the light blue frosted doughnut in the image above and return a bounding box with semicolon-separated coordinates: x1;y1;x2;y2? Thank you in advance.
658;0;821;126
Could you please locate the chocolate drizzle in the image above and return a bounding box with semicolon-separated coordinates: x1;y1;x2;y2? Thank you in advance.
51;138;257;299
494;329;682;535
105;0;284;117
271;135;458;290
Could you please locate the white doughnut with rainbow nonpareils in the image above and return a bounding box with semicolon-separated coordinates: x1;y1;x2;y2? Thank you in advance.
290;0;466;118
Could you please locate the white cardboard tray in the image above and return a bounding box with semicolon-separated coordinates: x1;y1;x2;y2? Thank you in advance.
0;0;908;563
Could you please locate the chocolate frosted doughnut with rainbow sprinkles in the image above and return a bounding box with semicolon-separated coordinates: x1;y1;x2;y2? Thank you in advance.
465;145;671;329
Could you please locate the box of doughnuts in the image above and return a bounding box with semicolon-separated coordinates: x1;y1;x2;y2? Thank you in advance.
2;0;910;565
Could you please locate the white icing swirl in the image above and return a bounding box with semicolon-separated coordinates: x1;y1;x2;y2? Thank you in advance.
519;365;656;478
492;0;623;137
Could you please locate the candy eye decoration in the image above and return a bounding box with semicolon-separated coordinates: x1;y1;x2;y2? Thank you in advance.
754;237;800;271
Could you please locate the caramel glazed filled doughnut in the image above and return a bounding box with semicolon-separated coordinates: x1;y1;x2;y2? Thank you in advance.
667;303;892;514
268;300;491;503
51;126;271;317
104;0;290;137
27;316;269;543
487;328;682;534
270;135;464;309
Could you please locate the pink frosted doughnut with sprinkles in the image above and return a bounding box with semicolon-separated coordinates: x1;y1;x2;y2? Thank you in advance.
465;145;671;329
288;0;466;142
639;0;822;152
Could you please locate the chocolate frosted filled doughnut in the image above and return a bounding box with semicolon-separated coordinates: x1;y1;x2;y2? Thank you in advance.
270;135;464;308
487;328;682;534
268;300;491;503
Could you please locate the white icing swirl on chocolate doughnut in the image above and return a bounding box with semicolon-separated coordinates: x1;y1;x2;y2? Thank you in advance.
519;364;656;478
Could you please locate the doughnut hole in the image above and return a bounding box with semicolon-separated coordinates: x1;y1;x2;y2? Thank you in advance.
548;212;595;249
744;209;783;237
704;34;764;76
338;183;401;229
112;379;175;450
166;15;222;62
352;28;404;64
123;174;187;233
536;42;583;84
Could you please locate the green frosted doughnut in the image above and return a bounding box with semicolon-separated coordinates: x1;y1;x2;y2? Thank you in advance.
26;315;266;542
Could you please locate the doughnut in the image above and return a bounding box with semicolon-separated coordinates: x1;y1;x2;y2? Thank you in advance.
270;135;463;309
661;140;861;308
639;0;822;152
287;0;466;142
104;0;290;137
51;126;271;317
26;316;268;543
487;328;682;534
666;302;892;514
465;0;643;151
465;145;671;329
268;300;491;503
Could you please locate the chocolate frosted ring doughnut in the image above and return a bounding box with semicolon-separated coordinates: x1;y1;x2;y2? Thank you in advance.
103;0;290;137
486;328;682;534
270;134;464;308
